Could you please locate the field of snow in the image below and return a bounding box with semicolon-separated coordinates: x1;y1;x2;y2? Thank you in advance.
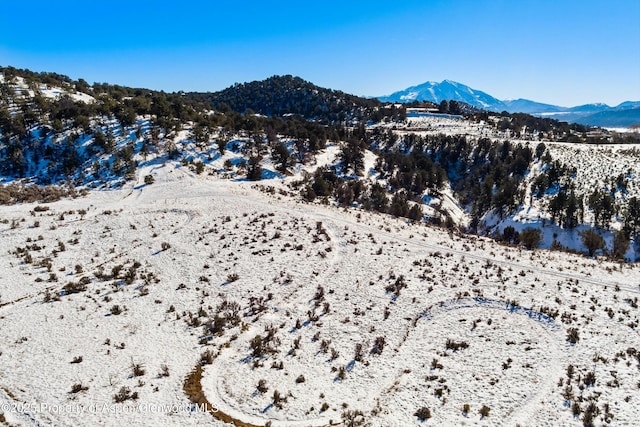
1;165;639;426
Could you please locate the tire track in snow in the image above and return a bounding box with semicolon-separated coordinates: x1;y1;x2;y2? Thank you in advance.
200;186;638;297
102;181;637;425
419;298;568;425
0;386;47;427
310;210;640;296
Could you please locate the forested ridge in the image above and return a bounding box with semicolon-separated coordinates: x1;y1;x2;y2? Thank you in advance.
1;66;639;259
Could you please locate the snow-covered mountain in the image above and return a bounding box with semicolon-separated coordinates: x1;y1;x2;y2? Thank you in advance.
616;101;640;110
379;80;505;111
502;99;566;114
379;80;640;127
568;102;610;113
541;103;640;127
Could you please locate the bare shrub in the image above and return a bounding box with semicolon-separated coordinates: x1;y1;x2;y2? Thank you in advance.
159;364;170;377
371;336;386;355
341;409;365;426
567;327;580;344
414;406;431;421
113;386;138;403
257;379;268;393
462;403;470;415
479;405;490;418
70;383;89;394
200;349;215;365
445;339;469;351
354;343;364;362
272;389;287;409
131;361;145;377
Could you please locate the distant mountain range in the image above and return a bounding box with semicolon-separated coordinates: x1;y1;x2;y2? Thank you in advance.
378;80;640;127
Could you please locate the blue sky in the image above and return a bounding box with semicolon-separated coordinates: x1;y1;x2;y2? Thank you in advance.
1;0;639;106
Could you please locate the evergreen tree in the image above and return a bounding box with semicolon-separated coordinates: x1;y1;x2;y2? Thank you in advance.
389;192;410;218
340;138;365;176
612;231;629;261
549;192;567;224
365;183;388;213
192;123;209;150
500;226;520;244
311;173;331;197
335;182;355;206
580;228;605;257
520;228;542;250
271;141;291;173
623;197;640;236
564;193;581;229
246;156;263;181
216;132;228;155
407;203;423;222
589;190;615;228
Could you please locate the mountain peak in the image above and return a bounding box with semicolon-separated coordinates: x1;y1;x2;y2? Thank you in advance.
377;79;640;126
379;79;504;111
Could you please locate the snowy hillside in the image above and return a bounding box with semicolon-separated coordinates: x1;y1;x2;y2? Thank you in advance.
2;67;640;261
1;170;639;427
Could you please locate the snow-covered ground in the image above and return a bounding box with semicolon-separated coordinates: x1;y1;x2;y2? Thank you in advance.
39;85;95;104
544;142;640;200
1;166;639;426
486;141;640;259
5;76;95;105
